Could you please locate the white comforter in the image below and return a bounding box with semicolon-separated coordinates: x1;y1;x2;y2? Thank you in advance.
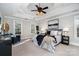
32;35;61;46
32;35;39;46
32;34;61;54
55;35;61;45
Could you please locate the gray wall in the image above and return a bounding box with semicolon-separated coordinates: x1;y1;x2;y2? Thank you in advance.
2;16;37;40
38;14;79;46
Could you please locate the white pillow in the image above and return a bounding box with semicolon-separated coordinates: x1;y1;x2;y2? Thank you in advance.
50;31;58;36
53;31;58;35
57;31;62;35
50;31;54;36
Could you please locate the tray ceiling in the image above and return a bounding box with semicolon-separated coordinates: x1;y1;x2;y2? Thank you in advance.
0;3;77;19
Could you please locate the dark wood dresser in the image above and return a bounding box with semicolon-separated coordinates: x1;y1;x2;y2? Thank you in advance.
0;40;12;56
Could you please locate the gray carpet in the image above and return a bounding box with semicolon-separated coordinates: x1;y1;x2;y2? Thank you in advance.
12;39;79;56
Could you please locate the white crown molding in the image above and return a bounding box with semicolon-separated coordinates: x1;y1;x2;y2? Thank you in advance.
4;15;33;21
36;4;79;21
37;10;79;21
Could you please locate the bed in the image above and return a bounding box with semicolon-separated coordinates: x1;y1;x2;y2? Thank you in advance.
32;29;62;46
50;29;62;46
32;34;45;47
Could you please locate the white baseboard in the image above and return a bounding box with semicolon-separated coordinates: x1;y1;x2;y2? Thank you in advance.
12;39;31;47
70;42;79;46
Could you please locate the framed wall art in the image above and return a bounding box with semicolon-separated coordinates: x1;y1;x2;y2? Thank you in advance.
48;18;59;30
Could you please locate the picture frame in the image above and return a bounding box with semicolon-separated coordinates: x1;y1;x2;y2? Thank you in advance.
48;18;59;30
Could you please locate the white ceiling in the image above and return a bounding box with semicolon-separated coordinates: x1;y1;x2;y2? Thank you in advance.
27;3;54;15
0;3;29;16
0;3;78;19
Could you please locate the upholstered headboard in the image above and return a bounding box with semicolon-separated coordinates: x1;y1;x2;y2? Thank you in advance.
48;29;62;36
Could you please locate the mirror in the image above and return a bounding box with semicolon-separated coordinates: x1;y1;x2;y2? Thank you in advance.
1;19;9;35
2;22;9;33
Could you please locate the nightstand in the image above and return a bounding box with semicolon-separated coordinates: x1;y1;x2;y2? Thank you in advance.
61;35;69;45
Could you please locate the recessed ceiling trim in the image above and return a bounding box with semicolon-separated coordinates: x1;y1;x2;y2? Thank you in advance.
38;9;79;21
4;16;32;21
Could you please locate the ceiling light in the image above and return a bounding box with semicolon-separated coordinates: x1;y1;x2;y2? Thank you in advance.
36;12;44;16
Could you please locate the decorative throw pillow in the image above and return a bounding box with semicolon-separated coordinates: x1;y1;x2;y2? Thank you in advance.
57;31;62;35
50;31;58;36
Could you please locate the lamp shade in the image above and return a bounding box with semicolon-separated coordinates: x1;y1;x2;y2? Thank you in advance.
41;29;45;33
63;28;69;31
36;12;44;16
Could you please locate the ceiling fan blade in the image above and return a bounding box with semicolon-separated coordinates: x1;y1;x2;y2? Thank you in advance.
31;10;37;11
42;11;46;14
43;7;48;10
35;5;39;8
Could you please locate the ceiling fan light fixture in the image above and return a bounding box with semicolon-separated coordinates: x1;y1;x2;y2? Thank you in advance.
36;12;44;16
31;4;48;16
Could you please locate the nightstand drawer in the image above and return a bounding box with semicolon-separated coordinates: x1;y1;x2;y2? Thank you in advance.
61;35;69;45
63;37;69;40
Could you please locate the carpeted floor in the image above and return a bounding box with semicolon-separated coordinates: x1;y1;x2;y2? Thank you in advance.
54;44;79;56
12;39;79;56
12;39;52;56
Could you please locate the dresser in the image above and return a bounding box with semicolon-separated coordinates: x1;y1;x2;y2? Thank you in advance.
0;38;12;56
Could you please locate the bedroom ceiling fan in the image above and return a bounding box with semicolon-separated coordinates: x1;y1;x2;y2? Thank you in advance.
31;3;48;16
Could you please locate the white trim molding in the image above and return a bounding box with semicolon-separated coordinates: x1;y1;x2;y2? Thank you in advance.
70;42;79;46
